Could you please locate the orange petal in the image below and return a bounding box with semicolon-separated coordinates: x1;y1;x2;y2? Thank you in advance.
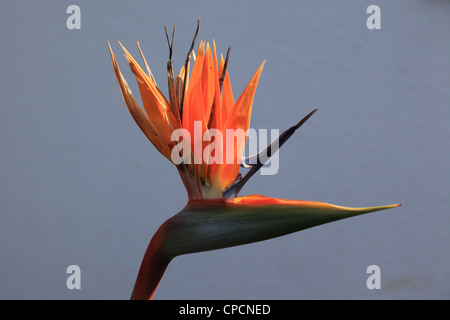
224;61;265;131
183;41;205;129
118;42;179;137
219;54;235;125
202;42;216;124
136;41;157;84
204;41;224;196
221;61;265;189
186;40;205;91
108;43;173;161
183;41;207;151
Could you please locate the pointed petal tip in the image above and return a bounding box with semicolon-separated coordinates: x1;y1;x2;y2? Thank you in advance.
116;40;126;52
379;202;403;209
294;108;319;129
342;202;402;214
107;41;114;57
260;60;266;70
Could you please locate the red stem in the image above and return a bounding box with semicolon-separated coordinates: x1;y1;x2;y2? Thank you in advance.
131;223;172;300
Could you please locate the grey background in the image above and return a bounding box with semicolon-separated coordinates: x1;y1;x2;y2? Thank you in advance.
0;0;449;299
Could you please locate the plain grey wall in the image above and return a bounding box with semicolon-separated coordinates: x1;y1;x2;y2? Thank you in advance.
0;0;449;299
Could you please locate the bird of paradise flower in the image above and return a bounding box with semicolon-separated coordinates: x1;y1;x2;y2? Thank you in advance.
108;20;401;300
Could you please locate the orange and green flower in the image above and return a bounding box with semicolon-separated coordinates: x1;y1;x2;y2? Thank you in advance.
109;21;400;300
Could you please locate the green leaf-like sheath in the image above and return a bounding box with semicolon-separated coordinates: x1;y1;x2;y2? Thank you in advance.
161;196;401;256
131;195;401;299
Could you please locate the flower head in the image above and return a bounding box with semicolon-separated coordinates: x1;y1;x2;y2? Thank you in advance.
109;21;267;200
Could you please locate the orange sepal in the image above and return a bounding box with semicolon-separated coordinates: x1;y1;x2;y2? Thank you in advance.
108;43;173;161
220;61;265;190
118;42;179;143
219;54;235;125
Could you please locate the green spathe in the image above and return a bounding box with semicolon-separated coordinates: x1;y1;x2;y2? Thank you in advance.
161;197;401;257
